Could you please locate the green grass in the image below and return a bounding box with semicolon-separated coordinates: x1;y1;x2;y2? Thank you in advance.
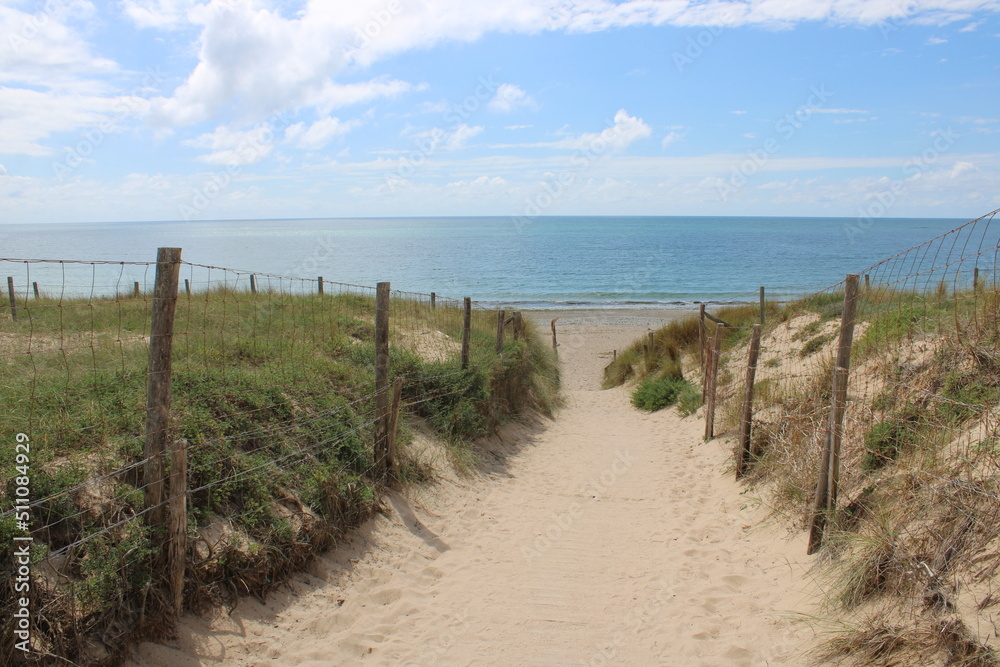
602;302;773;392
631;375;693;412
0;288;559;663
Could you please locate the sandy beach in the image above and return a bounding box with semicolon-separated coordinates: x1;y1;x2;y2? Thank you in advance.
133;311;817;666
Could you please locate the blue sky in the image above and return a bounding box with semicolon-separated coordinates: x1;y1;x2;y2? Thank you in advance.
1;0;998;223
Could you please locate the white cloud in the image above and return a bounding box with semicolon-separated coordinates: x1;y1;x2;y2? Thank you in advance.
505;124;532;130
0;87;146;157
412;124;484;152
446;124;483;149
488;84;537;113
146;0;1000;133
960;18;986;30
543;109;652;152
731;110;748;115
184;124;275;165
926;36;949;44
285;117;361;150
662;130;684;148
121;0;200;29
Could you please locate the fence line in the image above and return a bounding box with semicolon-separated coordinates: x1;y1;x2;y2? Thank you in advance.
0;249;534;664
702;206;1000;661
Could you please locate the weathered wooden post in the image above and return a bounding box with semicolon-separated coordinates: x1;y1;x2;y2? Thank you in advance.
461;297;471;370
430;292;436;309
808;274;860;554
551;317;558;350
249;274;257;294
374;282;391;479
513;312;523;341
759;286;765;325
134;281;141;297
974;267;980;292
144;248;182;528
32;281;39;300
496;310;505;355
704;322;724;440
736;324;762;478
168;438;188;616
7;277;17;321
864;274;871;291
318;276;324;295
184;279;191;296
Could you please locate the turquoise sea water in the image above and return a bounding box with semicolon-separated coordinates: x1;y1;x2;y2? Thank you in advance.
0;216;973;307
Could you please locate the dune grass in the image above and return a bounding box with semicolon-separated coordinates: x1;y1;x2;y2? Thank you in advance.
0;288;558;664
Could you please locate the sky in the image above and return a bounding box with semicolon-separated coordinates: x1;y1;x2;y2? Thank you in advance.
0;0;999;224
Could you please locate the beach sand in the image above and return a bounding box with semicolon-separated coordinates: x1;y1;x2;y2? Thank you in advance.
132;311;818;666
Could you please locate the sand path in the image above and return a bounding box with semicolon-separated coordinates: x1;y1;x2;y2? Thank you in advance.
135;318;816;666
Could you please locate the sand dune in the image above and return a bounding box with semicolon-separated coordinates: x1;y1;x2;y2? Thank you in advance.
134;313;817;666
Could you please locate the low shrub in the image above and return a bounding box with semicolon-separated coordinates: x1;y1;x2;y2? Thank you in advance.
632;375;691;412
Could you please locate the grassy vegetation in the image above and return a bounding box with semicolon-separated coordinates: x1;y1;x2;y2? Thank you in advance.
0;289;558;664
602;302;775;393
724;284;1000;665
609;280;1000;663
631;375;695;412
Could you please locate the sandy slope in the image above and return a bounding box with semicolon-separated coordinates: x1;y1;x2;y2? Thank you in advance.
134;312;817;666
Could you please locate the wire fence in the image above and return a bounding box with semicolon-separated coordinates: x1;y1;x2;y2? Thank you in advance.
0;251;527;665
708;206;1000;661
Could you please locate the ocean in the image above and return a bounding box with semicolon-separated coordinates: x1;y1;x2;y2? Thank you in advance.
0;216;972;307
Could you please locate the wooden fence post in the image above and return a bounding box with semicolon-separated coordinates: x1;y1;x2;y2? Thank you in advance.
808;274;860;554
865;274;871;291
430;292;436;309
318;276;324;295
249;274;257;294
7;277;17;321
704;322;724;440
168;438;188;616
375;282;391;479
736;324;762;478
759;286;765;325
496;310;505;355
513;312;523;341
184;279;191;296
143;248;182;528
974;267;980;292
32;282;39;300
551;317;558;350
461;297;472;369
134;281;141;297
